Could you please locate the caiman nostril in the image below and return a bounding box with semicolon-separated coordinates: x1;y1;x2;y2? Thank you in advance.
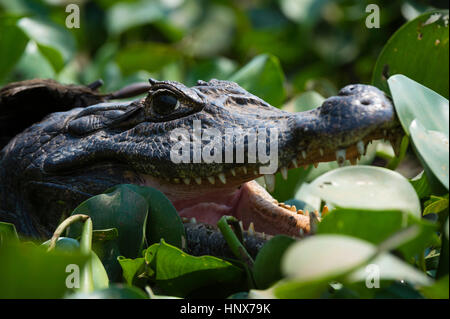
361;99;372;105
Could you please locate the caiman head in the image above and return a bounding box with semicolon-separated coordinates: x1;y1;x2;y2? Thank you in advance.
0;79;401;238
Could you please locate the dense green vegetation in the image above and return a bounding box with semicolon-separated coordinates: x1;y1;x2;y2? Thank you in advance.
0;0;448;299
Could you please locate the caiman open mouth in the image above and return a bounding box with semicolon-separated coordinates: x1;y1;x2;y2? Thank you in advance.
136;125;402;237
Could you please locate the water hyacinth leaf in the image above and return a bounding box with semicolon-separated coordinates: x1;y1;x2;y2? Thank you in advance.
144;240;245;298
17;17;75;72
229;54;286;107
253;235;296;289
410;171;433;199
373;10;449;98
117;184;186;250
318;208;438;261
420;275;449;299
282;235;432;287
388;74;449;136
409;120;449;190
90;251;109;290
423;195;449;216
67;185;148;258
309;166;421;217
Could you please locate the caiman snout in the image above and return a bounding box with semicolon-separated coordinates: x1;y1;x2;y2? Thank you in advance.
290;84;401;167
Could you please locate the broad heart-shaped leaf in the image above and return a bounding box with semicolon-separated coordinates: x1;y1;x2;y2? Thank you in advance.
228;54;286;107
0;243;89;298
144;240;245;298
112;184;186;250
281;235;432;289
67;185;148;259
388;74;449;136
373;10;449;98
317;209;438;261
14;41;55;79
309;166;421;217
253;235;296;289
17;17;75;72
410;120;449;190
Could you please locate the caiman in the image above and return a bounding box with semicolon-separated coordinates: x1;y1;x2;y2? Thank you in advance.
0;78;401;255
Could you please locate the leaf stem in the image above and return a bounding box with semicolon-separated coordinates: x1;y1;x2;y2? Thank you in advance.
47;214;90;252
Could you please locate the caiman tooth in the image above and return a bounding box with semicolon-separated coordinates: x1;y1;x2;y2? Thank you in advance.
183;178;191;185
289;205;297;212
291;159;298;168
301;150;307;159
389;135;403;157
239;221;244;231
319;148;324;156
336;149;346;167
190;217;197;224
207;176;215;185
218;173;227;184
280;166;288;180
297;209;304;215
303;164;309;170
264;174;276;192
322;205;329;217
248;222;255;235
349;157;357;165
356;140;365;156
313;162;319;168
230;168;236;176
195;177;202;185
242;166;248;174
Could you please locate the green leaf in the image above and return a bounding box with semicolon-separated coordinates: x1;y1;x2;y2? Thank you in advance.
17;17;75;72
67;185;148;258
0;243;88;298
0;221;19;245
117;256;146;286
186;57;237;86
410;171;433;199
282;235;432;289
373;10;449;98
318;208;438;261
420;275;449;299
14;41;55;79
253;235;296;289
144;240;245;298
309;166;421;217
410;120;449;190
228;54;286;107
423;195;449;216
388;74;449;136
0;19;28;81
113;184;186;250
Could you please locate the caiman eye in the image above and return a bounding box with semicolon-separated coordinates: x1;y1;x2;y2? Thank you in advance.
152;92;179;115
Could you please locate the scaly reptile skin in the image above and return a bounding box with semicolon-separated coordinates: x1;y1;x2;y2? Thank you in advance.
0;79;401;241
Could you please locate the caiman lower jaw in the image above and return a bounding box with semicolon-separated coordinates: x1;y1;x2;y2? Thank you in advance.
139;174;311;237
